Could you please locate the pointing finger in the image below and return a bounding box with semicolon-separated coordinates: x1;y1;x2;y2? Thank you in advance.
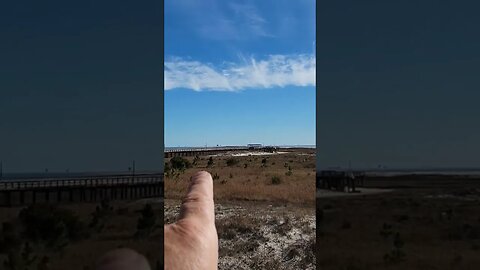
178;171;215;226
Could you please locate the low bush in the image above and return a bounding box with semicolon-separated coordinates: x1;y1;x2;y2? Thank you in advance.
207;157;214;167
136;204;157;238
170;157;192;171
271;176;282;185
226;158;239;167
18;204;88;249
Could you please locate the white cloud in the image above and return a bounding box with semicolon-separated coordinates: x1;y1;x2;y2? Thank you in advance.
165;54;316;91
167;0;272;40
228;2;272;38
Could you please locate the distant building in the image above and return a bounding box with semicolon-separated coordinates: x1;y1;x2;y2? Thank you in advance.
247;143;263;150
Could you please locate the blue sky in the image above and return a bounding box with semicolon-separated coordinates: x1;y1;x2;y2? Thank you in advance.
0;1;162;173
165;0;316;147
317;0;480;169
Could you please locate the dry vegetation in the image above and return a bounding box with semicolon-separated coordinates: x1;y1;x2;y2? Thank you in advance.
164;149;316;205
165;199;315;270
317;175;480;270
164;149;316;270
0;199;163;270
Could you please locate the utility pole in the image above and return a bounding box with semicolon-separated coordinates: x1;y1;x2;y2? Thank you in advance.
132;160;136;178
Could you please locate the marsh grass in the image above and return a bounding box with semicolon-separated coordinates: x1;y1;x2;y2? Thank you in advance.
164;150;315;205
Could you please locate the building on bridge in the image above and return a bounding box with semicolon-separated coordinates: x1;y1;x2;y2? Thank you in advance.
247;143;263;150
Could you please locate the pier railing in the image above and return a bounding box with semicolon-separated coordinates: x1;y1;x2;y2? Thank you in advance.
0;174;163;191
0;174;163;206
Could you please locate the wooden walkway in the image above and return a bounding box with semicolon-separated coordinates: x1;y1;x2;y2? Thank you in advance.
0;174;163;206
317;170;365;192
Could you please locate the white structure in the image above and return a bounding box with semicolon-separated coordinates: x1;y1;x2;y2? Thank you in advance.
247;143;263;149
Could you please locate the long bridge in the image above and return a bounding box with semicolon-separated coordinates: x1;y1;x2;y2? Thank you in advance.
0;173;163;206
164;146;279;158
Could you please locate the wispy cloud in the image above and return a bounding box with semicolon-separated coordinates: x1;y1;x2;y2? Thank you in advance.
165;54;315;91
228;2;272;38
167;0;272;40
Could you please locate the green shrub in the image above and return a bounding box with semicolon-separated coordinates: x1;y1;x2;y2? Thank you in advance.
261;158;267;165
380;223;393;239
170;157;191;171
136;204;157;238
164;162;171;173
18;205;88;249
192;155;200;166
226;158;238;167
271;176;282;185
89;200;114;233
0;222;22;253
207;157;214;167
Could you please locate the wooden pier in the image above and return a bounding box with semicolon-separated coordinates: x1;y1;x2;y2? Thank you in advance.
317;170;365;192
0;173;163;207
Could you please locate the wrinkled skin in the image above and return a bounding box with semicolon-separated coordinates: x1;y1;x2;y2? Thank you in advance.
164;171;218;270
96;171;218;270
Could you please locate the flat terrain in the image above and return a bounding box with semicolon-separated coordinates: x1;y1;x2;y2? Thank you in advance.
165;199;315;270
164;149;316;270
165;149;316;205
0;199;163;270
317;175;480;270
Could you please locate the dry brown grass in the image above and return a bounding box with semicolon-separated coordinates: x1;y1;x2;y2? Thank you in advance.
164;149;316;268
165;149;315;206
0;200;163;270
317;178;480;270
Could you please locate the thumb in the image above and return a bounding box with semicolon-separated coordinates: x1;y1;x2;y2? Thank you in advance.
178;171;215;226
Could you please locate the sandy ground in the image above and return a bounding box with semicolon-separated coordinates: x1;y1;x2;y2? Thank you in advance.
209;151;291;157
165;199;315;270
164;149;316;269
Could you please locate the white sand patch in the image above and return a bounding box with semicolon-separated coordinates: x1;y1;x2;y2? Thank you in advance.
164;201;315;270
209;151;289;157
254;214;315;269
295;153;315;156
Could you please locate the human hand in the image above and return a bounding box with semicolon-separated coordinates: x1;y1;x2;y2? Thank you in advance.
164;171;218;270
96;171;217;270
